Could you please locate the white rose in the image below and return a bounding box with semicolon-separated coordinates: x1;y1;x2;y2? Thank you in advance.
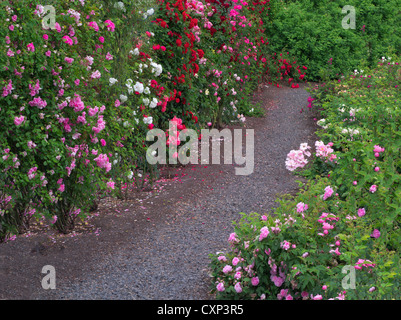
142;98;150;106
109;77;118;86
143;116;153;125
133;82;144;94
130;48;140;56
149;98;158;109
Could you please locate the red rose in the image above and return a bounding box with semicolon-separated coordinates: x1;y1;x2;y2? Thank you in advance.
197;49;204;59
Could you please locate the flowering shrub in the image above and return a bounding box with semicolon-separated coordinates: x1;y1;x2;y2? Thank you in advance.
209;57;401;299
1;0;304;241
0;0;160;238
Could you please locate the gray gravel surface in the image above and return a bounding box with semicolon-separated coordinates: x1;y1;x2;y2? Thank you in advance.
31;85;317;300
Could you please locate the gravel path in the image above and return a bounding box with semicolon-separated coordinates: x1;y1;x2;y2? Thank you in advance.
30;84;317;300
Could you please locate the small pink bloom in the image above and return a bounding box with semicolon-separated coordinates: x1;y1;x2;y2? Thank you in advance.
216;282;225;292
251;277;259;286
234;282;242;293
27;42;35;52
371;229;381;238
107;180;115;190
232;257;240;266
14;115;25;126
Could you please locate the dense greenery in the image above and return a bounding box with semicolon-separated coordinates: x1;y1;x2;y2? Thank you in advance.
265;0;401;81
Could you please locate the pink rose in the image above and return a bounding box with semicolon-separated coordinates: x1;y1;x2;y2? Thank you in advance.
216;283;225;292
222;265;233;274
259;226;269;241
369;185;377;193
251;277;259;286
232;257;240;266
27;42;35;52
234;282;242;293
371;229;380;238
14;115;25;126
357;208;366;217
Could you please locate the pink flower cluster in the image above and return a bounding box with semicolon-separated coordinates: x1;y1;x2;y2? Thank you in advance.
323;186;334;200
28;96;47;109
14;115;25;126
259;226;269;241
317;212;339;237
27;167;38;180
93;153;111;172
315;141;336;162
373;145;385;157
2;79;14;97
28;79;41;96
228;232;239;243
269;260;286;287
355;259;376;270
280;240;292;250
277;289;293;300
104;20;115;32
285;143;311;171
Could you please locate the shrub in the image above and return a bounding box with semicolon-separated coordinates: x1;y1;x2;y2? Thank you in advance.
265;0;401;81
209;57;401;300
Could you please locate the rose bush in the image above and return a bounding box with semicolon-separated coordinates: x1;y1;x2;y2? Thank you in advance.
1;0;303;241
209;57;401;299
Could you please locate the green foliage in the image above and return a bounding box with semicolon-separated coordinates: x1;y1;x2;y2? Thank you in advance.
266;0;401;81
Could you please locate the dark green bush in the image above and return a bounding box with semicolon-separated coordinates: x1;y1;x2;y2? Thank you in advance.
265;0;401;81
